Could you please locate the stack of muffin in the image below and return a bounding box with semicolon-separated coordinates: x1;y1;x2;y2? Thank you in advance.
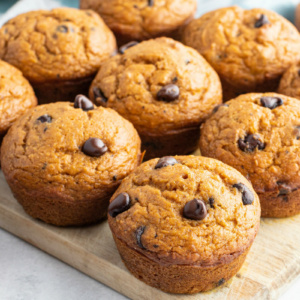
1;0;300;295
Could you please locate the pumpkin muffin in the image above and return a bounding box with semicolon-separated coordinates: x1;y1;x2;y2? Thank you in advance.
108;155;260;294
0;8;117;104
0;60;37;140
182;6;300;101
200;92;300;218
80;0;197;45
278;63;300;100
1;96;141;226
89;37;222;160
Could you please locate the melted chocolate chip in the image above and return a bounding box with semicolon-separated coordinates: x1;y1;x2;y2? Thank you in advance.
217;278;225;287
277;182;292;197
148;0;154;6
213;103;229;113
153;244;159;248
209;197;215;208
155;156;178;169
108;192;131;217
119;41;139;54
260;96;283;109
157;84;179;102
233;183;254;205
113;175;117;181
238;134;265;152
172;76;178;83
56;25;69;33
74;94;94;111
254;14;269;28
82;138;108;157
37;114;52;123
93;87;107;104
183;199;207;220
136;226;146;249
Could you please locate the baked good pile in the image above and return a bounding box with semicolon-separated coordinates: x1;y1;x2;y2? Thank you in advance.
1;1;300;294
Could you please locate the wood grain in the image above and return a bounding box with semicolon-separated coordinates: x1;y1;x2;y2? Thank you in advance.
1;170;300;300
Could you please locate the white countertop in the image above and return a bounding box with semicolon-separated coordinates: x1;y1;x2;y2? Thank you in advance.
1;1;300;299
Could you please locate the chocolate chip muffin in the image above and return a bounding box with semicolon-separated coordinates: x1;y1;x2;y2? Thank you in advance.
182;6;300;101
1;96;141;226
278;64;300;100
108;155;260;294
0;60;37;140
0;8;117;104
89;37;222;160
80;0;197;45
200;92;300;218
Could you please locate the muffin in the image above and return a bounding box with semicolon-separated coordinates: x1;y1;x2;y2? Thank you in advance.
200;92;300;218
80;0;197;45
1;96;141;226
0;8;117;104
278;64;300;100
89;37;222;160
182;6;300;101
0;60;37;140
108;155;260;294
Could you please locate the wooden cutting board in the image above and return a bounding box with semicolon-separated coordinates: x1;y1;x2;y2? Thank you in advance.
1;169;300;300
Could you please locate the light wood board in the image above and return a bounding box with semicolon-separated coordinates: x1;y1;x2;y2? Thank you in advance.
1;170;300;300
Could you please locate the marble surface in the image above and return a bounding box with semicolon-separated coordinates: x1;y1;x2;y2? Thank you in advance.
1;1;300;299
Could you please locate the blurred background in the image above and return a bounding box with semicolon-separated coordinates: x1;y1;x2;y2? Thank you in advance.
0;0;298;25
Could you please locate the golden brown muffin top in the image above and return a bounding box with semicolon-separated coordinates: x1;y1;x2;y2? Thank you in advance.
1;101;141;201
182;6;300;90
89;37;222;135
278;64;300;100
0;8;117;83
200;93;300;195
108;155;260;266
80;0;197;42
0;60;37;136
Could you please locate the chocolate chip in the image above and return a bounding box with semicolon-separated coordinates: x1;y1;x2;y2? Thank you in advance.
172;77;178;83
108;193;131;217
183;199;207;220
148;0;154;6
209;197;215;208
74;94;94;111
113;175;117;181
44;127;48;132
82;138;108;157
254;14;269;28
213;103;229;113
42;163;47;170
238;134;265;152
217;278;225;287
56;25;69;33
185;59;191;65
93;87;107;104
233;183;254;205
277;182;292;197
155;156;178;169
119;41;139;54
157;84;179;102
153;244;158;248
37;114;52;123
260;96;283;109
136;226;146;249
